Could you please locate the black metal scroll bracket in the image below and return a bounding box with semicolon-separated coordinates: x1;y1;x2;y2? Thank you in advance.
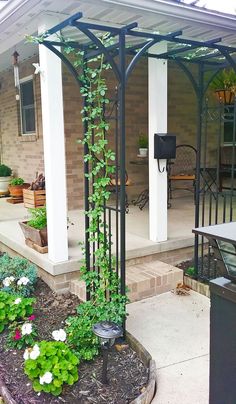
157;159;167;173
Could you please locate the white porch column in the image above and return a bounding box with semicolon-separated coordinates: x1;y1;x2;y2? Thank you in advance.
38;16;68;263
148;43;168;242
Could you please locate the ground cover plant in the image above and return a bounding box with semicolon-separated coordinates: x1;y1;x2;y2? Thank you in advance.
0;253;37;296
0;279;148;403
0;291;35;332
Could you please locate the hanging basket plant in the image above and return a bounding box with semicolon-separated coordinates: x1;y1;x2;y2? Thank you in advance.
210;68;236;105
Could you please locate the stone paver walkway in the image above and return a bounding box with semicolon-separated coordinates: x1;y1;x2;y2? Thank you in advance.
127;290;210;404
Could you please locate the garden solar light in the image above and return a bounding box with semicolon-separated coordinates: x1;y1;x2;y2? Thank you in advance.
92;321;123;384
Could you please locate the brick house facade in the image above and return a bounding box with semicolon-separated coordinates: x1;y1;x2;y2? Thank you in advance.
0;54;203;210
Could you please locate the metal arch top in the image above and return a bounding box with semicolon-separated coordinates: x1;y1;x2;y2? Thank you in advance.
39;10;236;69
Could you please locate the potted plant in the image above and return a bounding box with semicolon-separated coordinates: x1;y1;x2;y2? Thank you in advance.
0;164;12;195
19;207;48;249
23;173;46;208
138;134;148;157
210;68;236;104
9;177;30;198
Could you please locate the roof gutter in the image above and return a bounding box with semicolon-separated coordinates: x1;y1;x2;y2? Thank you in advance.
102;0;236;32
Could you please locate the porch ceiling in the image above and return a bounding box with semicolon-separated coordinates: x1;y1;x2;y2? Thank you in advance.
0;0;236;72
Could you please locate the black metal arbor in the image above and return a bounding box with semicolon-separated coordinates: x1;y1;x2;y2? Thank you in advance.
39;11;236;292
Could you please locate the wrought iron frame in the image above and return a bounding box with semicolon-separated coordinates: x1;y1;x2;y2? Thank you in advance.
38;11;236;296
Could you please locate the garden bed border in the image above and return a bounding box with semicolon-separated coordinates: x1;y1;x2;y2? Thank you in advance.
0;332;157;404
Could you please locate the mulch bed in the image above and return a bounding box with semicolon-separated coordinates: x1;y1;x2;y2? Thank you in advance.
0;279;148;404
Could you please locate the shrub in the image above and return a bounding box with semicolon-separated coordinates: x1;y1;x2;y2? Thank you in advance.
24;341;79;396
7;316;37;349
0;164;12;177
27;207;47;230
0;254;37;297
66;297;126;361
185;266;197;278
9;177;24;186
0;291;35;333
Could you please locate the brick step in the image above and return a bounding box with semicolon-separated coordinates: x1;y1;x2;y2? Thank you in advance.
70;260;183;303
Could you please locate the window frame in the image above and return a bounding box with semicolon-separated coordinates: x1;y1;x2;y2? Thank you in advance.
19;75;36;136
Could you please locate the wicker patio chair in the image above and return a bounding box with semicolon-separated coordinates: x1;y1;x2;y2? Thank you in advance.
168;144;197;201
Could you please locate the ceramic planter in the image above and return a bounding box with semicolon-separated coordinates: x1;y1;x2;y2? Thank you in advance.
139;148;148;157
0;176;11;195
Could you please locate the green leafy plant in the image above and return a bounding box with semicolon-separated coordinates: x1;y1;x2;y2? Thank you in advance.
27;207;47;230
7;317;37;349
24;341;79;396
66;295;126;360
0;254;37;297
185;266;197;278
210;68;236;93
0;291;35;333
0;164;12;177
9;177;24;186
138;134;148;148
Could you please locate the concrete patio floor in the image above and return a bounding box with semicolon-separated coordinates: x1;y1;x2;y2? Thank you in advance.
0;195;196;275
127;290;210;404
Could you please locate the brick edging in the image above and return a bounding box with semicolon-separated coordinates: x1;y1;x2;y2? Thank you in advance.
126;331;157;404
184;275;210;298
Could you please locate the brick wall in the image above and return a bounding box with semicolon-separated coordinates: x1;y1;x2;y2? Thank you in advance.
0;55;210;210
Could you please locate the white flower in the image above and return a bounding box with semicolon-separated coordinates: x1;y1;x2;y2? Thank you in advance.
39;371;53;385
23;349;30;361
52;328;66;342
14;298;22;305
21;323;32;335
29;344;40;360
17;277;30;286
3;276;15;287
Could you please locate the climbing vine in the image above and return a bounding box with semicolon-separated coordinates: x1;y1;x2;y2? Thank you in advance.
27;34;127;358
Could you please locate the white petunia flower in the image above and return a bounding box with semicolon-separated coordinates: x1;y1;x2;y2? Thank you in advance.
17;277;30;286
39;371;53;385
29;344;40;360
52;328;66;342
14;298;22;305
23;349;30;361
3;276;15;287
21;323;32;335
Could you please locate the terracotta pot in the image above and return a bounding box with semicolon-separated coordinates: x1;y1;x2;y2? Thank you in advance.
9;183;30;198
19;221;48;247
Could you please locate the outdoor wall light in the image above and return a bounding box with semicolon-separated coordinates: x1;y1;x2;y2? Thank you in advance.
193;222;236;283
92;321;123;384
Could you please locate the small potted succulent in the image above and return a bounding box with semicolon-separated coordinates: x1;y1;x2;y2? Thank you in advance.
0;164;12;195
138;134;148;157
210;68;236;104
9;177;30;198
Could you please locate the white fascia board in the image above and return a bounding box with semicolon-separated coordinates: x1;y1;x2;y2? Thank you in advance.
102;0;236;32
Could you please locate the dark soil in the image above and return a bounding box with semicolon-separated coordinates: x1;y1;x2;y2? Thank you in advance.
0;279;148;404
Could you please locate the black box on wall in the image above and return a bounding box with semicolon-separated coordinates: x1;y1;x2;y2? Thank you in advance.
154;133;176;159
